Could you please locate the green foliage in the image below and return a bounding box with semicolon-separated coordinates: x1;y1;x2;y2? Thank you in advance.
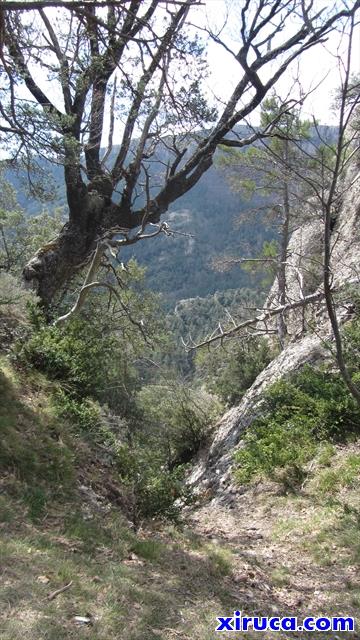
315;453;360;496
116;442;193;520
19;310;142;453
218;95;311;200
215;95;315;292
22;317;123;397
0;360;75;494
19;260;160;417
165;287;264;376
196;336;272;406
54;391;101;433
114;383;215;519
0;272;36;311
334;73;360;109
0;173;63;347
343;313;360;375
137;383;220;468
16;260;206;520
110;382;219;520
316;443;336;467
23;486;47;523
234;365;360;488
0;272;38;352
135;463;193;521
241;239;279;288
130;539;164;562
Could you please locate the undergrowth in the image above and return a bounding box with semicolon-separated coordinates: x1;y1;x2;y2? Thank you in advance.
234;365;360;489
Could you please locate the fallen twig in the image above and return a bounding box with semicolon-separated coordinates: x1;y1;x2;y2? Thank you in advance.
47;580;73;601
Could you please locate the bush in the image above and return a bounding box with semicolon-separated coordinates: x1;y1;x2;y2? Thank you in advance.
137;384;220;469
234;366;360;488
195;337;273;405
116;443;194;520
19;312;141;417
21;318;115;397
0;273;38;351
54;390;102;433
110;382;218;520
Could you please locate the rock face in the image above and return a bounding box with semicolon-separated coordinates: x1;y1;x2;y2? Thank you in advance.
188;334;328;495
331;160;360;287
264;217;324;338
189;150;360;499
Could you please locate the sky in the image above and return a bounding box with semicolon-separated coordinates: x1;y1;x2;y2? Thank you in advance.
1;0;359;157
194;0;360;126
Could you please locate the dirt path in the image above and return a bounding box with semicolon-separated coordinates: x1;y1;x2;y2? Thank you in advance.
187;482;360;639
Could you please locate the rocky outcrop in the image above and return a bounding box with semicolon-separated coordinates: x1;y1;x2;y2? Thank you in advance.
190;151;360;500
188;334;329;495
331;161;360;287
264;216;324;338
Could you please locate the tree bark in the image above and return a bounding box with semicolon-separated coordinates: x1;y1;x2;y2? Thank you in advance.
23;193;112;305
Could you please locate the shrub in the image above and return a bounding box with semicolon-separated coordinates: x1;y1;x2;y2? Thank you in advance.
54;390;102;433
19;312;141;419
116;443;194;521
113;382;217;520
137;384;220;469
21;318;114;397
234;366;360;488
195;337;273;405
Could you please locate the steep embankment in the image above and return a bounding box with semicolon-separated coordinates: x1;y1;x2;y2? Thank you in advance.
0;358;244;640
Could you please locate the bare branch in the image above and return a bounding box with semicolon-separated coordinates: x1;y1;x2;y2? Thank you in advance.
186;278;360;351
2;1;198;8
54;222;172;325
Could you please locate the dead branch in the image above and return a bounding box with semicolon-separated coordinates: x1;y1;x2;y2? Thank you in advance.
47;581;73;601
54;222;171;327
185;277;360;351
3;1;198;9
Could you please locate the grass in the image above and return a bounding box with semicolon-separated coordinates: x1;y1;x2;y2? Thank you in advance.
0;358;75;492
268;444;360;599
0;350;242;639
130;539;165;562
314;453;360;496
0;490;247;640
270;566;291;587
206;546;233;577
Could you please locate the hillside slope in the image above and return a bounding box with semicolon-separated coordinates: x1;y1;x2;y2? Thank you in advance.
1;357;360;640
0;357;238;640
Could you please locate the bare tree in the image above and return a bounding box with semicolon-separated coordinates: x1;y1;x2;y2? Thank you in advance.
1;0;358;311
320;16;360;404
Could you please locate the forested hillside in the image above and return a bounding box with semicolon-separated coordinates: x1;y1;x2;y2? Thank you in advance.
10;147;271;303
